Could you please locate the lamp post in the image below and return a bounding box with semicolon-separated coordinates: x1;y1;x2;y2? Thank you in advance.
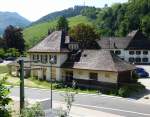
49;57;55;109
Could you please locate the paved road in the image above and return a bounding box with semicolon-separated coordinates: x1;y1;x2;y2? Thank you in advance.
10;87;150;117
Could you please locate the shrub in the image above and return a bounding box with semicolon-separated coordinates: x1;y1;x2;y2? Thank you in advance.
131;72;139;83
5;48;20;58
20;103;45;117
0;76;12;117
118;83;145;97
0;48;5;58
118;86;130;97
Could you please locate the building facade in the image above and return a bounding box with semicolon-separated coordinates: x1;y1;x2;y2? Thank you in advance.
21;30;135;89
97;30;150;64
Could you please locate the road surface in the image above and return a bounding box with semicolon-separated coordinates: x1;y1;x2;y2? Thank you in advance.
10;87;150;117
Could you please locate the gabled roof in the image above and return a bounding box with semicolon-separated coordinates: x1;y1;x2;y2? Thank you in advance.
97;30;150;50
97;37;132;49
61;50;135;72
28;31;69;53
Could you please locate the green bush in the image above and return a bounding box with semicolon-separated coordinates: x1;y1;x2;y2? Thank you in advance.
0;77;12;117
131;72;139;83
118;86;130;97
118;83;145;97
20;103;44;117
5;48;20;57
0;48;5;58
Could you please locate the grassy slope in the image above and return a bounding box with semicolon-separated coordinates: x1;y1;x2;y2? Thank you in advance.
23;15;92;48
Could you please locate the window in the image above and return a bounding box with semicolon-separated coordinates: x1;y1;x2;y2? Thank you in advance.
37;55;39;60
40;55;43;63
135;58;141;63
105;73;110;78
129;57;134;62
115;50;121;55
110;50;114;54
43;55;48;64
142;58;148;62
89;73;98;80
129;51;134;55
32;54;35;60
121;58;124;60
136;51;141;55
143;51;148;55
49;55;57;64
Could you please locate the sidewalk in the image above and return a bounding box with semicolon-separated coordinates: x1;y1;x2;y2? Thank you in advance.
11;97;123;117
46;101;123;117
136;79;150;104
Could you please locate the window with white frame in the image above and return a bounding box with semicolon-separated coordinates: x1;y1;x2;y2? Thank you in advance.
143;51;148;55
68;44;78;50
142;58;148;62
49;54;57;64
129;51;134;55
129;57;134;62
136;51;141;55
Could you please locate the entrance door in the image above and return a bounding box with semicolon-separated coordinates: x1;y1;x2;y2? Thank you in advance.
65;71;73;83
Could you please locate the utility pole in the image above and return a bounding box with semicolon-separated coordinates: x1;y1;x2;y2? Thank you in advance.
50;63;52;108
18;60;25;114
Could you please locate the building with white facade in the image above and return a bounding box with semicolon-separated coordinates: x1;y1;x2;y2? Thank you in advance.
8;30;138;89
98;30;150;64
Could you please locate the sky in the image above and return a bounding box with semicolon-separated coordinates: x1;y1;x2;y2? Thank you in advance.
0;0;128;21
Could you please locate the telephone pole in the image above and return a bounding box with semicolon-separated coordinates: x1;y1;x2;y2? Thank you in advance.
18;59;25;114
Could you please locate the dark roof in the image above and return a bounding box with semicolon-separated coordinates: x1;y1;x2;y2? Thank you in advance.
61;50;135;72
97;37;132;49
97;30;150;50
28;31;69;53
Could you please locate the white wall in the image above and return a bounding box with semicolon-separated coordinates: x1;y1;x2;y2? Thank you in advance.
108;49;150;63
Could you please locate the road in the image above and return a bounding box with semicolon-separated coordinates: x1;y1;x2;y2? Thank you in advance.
10;87;150;117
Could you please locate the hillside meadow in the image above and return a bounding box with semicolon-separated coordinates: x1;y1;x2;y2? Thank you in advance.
23;15;93;48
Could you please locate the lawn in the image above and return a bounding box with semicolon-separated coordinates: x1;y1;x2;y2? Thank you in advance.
0;65;9;74
0;73;97;94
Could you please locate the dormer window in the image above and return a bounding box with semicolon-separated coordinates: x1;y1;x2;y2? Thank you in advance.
68;43;79;51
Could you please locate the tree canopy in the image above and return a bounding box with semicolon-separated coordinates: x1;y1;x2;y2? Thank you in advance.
69;23;100;49
82;0;150;37
3;25;25;53
56;16;69;32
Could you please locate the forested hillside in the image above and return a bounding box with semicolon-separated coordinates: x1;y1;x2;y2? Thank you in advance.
81;0;150;37
33;6;89;24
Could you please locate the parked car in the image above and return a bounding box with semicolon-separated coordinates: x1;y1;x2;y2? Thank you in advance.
0;58;3;63
5;57;16;61
134;67;149;78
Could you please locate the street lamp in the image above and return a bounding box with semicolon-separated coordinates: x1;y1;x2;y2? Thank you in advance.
49;57;55;109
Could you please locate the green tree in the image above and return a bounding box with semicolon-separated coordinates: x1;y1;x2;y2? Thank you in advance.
3;25;25;53
0;77;12;117
81;7;97;19
56;16;69;32
0;49;5;58
141;15;150;37
69;23;99;49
